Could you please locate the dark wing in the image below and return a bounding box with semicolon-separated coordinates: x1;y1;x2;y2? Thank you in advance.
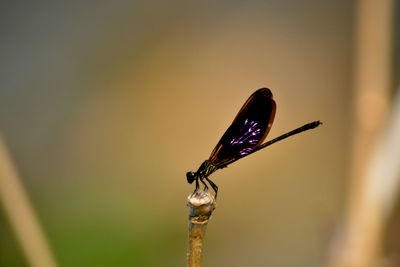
208;88;276;168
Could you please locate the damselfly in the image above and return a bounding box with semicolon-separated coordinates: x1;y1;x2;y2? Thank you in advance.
186;88;321;197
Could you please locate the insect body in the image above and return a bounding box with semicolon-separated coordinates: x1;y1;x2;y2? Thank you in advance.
187;88;321;197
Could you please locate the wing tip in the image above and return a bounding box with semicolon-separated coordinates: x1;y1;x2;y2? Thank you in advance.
254;88;273;98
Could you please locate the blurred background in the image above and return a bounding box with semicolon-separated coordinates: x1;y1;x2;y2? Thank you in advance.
0;1;399;266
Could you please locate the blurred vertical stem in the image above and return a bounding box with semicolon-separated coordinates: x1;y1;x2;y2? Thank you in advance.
0;135;58;267
187;191;216;267
328;0;394;266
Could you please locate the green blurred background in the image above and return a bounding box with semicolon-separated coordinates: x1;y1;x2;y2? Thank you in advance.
0;1;374;266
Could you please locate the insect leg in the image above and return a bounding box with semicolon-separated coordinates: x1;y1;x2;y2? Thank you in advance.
195;177;200;191
200;178;208;191
205;177;218;198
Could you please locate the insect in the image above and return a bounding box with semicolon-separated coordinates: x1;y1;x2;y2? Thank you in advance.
186;88;321;198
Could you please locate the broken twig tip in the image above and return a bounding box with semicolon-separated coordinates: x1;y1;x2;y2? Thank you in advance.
187;191;216;224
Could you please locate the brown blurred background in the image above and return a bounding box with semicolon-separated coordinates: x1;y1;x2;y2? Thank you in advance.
0;1;399;267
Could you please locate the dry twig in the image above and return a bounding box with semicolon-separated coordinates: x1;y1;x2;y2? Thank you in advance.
187;190;216;267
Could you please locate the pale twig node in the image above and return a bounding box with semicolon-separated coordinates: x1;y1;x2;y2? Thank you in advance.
187;191;216;224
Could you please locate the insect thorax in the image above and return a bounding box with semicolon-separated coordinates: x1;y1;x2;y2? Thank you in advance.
197;160;217;178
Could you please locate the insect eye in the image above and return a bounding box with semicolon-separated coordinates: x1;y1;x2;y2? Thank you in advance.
186;172;195;184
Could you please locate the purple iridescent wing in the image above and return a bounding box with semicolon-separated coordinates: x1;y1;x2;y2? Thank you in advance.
208;88;276;168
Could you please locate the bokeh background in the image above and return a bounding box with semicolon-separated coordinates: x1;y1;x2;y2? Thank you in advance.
0;1;399;267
